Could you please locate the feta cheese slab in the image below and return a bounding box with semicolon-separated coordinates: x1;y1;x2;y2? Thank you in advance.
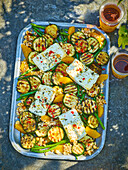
59;109;86;142
33;43;66;71
66;59;99;90
29;85;55;116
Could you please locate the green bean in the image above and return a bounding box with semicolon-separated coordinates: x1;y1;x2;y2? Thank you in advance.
93;39;106;58
31;23;45;29
94;112;105;130
16;90;37;101
19;67;38;77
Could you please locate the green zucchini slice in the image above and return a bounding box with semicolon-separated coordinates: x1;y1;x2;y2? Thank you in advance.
60;43;75;57
80;52;94;65
87;37;100;53
64;83;77;94
17;79;31;94
48;126;64;142
63;93;78;109
20;111;34;125
21;134;36;149
88;115;99;129
55;63;68;76
28;51;38;65
83;99;97;114
51;71;63;85
42;71;53;86
74;39;88;53
45;24;59;39
43;34;54;46
96;51;109;65
22;117;36;133
89;61;102;75
28;75;41;91
35;122;49;137
24;95;34;108
33;36;48;52
47;104;61;118
70;32;85;44
72;143;85;156
86;84;100;97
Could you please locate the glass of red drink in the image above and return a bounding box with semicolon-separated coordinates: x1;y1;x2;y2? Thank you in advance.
99;0;125;32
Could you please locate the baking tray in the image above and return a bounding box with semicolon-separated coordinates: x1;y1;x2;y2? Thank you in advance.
9;21;110;160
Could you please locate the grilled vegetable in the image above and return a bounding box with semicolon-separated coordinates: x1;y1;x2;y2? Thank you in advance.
28;52;38;65
63;93;78;108
53;94;64;103
72;143;85;156
85;126;101;138
86;84;100;97
33;37;48;52
58;77;73;85
88;115;99;129
43;34;54;46
52;72;63;85
68;26;75;41
70;32;85;44
60;43;75;57
63;83;77;94
47;104;61;118
55;63;68;76
83;99;97;114
61;56;74;64
96;52;109;65
87;37;100;53
21;44;32;61
74;39;88;53
89;61;102;75
42;71;53;86
28;75;41;90
48;126;64;142
20;111;34;124
17;79;31;93
80;52;94;65
22;117;36;133
45;24;59;39
35;122;49;137
21;134;36;149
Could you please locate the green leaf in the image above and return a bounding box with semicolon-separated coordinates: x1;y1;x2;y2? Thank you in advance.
117;0;124;5
118;25;128;49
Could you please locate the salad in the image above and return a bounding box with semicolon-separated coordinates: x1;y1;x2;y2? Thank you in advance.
14;23;109;159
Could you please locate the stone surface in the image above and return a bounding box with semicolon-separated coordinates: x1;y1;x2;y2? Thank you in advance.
0;0;128;170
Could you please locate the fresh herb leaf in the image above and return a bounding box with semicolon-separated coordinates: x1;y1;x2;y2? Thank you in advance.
118;25;128;49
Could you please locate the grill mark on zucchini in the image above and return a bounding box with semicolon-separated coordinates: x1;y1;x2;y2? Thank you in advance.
63;93;78;108
33;37;48;52
87;37;100;53
88;115;99;129
21;134;36;149
22;117;36;133
20;111;34;125
64;83;77;94
35;122;49;137
83;99;97;114
48;126;64;142
70;32;85;44
47;104;61;118
42;71;53;86
80;52;94;65
28;75;41;90
96;52;109;65
17;79;31;93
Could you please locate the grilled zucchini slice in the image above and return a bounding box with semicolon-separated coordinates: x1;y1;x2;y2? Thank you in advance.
28;75;41;90
20;111;34;125
47;104;62;118
45;24;59;39
55;63;68;76
70;32;85;44
42;71;53;86
51;71;63;85
24;95;34;108
21;134;36;149
86;84;100;97
63;93;78;108
83;99;97;114
28;51;38;65
64;83;77;94
89;61;102;75
72;143;85;156
22;117;36;133
17;79;31;94
74;39;88;53
80;52;94;65
35;122;49;137
33;37;48;52
48;126;64;142
96;51;109;65
43;34;54;46
60;43;75;57
88;115;99;129
87;37;100;53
